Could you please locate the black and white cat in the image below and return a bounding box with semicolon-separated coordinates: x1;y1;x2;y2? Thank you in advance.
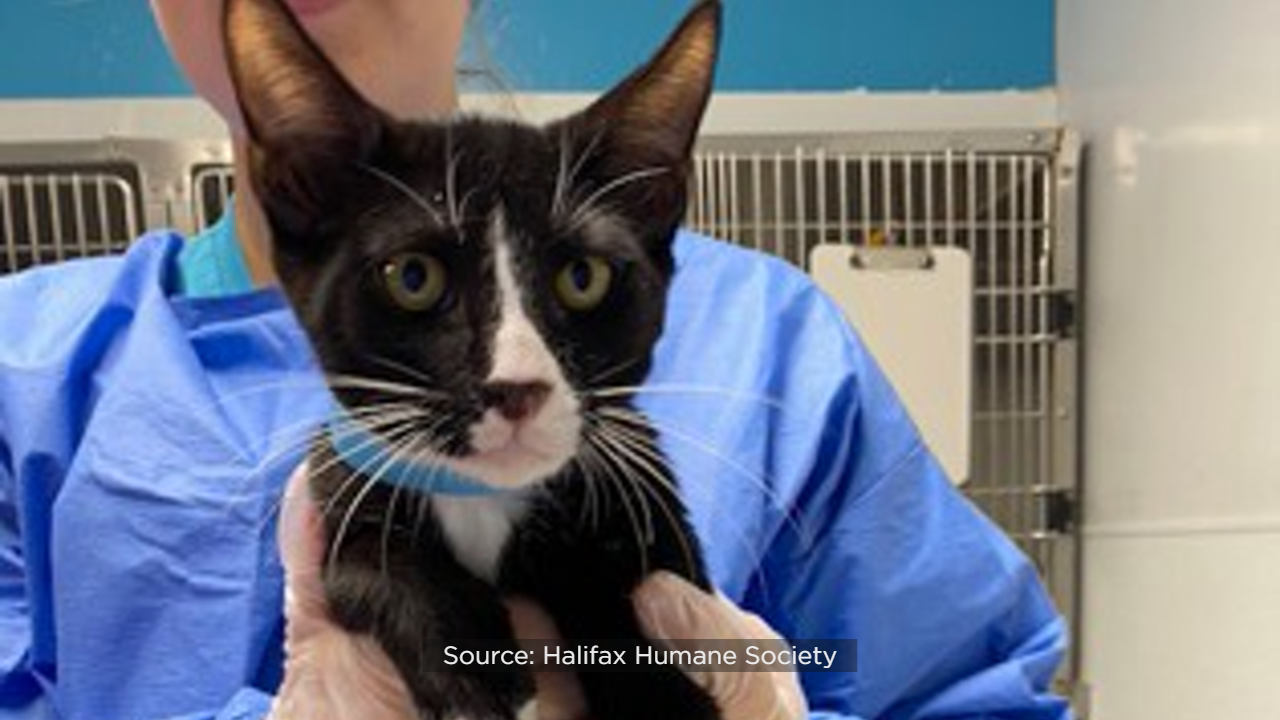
225;0;725;718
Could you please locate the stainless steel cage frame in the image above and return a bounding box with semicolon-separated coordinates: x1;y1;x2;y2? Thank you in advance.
0;131;1082;693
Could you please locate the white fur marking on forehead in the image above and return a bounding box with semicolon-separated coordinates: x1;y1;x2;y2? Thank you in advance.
489;215;560;385
435;210;582;493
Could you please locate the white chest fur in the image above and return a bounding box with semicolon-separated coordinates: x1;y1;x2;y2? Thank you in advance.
431;493;529;583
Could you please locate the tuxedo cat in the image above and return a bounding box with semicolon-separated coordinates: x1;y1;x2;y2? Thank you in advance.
225;0;723;717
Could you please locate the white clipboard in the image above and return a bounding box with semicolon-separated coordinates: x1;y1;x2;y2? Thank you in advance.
810;245;973;485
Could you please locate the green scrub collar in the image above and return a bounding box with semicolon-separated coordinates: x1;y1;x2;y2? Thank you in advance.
175;211;254;298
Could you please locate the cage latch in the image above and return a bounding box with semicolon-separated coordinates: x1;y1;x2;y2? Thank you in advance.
1038;487;1079;535
1047;290;1078;339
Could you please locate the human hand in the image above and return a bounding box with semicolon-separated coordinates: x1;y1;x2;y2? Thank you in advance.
502;574;810;720
269;464;417;720
271;465;589;720
633;572;809;720
273;464;804;720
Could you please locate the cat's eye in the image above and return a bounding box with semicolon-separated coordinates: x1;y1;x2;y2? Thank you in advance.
554;256;614;312
382;252;448;313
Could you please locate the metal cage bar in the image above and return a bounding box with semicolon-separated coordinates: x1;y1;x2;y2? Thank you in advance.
0;170;139;273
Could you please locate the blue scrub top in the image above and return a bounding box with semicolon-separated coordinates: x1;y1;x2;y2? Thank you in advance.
0;226;1070;720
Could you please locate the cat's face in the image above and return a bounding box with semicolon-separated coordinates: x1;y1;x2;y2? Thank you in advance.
265;119;684;489
226;0;720;489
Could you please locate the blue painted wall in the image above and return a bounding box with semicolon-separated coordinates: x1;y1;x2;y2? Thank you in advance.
483;0;1053;92
0;0;1053;98
0;1;189;98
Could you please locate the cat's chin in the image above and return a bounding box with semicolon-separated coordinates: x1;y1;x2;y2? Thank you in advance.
423;416;579;491
453;442;575;491
455;395;583;490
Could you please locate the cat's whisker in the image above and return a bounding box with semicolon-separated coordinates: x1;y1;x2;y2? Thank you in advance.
566;129;606;193
573;435;601;530
243;406;431;538
569;436;610;533
309;399;439;465
327;424;425;573
595;405;815;549
569;449;597;532
324;385;440;407
457;185;480;229
225;399;448;531
212;389;340;480
588;412;780;601
585;383;787;412
402;417;460;541
358;356;446;391
398;416;458;488
592;422;697;578
413;491;433;545
264;397;440;509
552;125;607;222
444;129;465;239
393;418;457;541
567;166;670;231
230;412;325;474
583;356;647;388
566;200;628;238
340;409;452;480
552;127;572;218
209;375;330;405
326;373;448;401
597;429;656;548
246;400;430;484
583;434;646;571
583;431;652;577
317;409;438;522
233;445;314;531
225;404;408;524
250;403;419;471
356;162;446;227
314;408;457;574
380;478;408;581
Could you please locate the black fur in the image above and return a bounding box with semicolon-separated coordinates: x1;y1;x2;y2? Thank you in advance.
225;0;723;718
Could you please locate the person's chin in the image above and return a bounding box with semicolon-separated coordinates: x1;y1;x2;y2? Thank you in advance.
282;0;347;19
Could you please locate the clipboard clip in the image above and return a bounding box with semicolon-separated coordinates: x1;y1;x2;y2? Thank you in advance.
849;247;936;271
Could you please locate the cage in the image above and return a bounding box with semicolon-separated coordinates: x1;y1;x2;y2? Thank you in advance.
0;158;140;273
0;130;1082;690
686;131;1082;691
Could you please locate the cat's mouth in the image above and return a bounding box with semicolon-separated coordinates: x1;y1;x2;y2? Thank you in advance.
327;378;584;493
452;394;584;490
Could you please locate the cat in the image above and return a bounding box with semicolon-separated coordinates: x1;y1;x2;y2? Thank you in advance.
224;0;724;718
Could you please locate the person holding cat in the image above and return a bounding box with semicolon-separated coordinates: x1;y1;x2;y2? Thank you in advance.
0;1;1071;719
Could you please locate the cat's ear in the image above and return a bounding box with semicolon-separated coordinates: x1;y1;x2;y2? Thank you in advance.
557;0;721;229
585;0;721;165
224;0;384;239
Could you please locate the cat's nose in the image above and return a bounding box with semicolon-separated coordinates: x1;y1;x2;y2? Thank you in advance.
481;381;552;422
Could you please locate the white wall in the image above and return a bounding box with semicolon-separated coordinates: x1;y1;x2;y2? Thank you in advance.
1059;2;1280;718
0;92;1058;142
